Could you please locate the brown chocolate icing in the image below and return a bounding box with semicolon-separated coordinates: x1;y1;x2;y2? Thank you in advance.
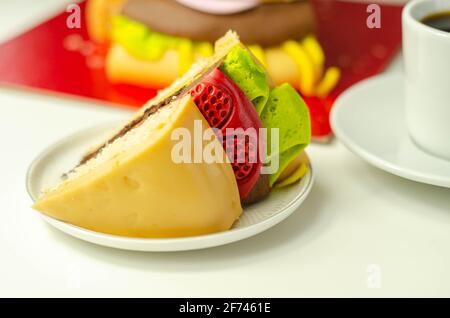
121;0;315;47
241;174;271;205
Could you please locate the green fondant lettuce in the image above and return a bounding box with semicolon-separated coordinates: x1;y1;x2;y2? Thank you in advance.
260;83;311;186
220;46;270;115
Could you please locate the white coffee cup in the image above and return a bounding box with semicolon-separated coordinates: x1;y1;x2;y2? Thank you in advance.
403;0;450;160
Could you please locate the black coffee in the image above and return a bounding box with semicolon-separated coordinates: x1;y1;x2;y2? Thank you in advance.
422;11;450;33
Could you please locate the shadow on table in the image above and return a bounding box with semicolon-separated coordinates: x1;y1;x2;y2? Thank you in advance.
363;163;450;220
44;183;330;272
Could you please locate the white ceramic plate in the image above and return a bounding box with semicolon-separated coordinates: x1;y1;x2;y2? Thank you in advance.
331;74;450;188
27;123;314;252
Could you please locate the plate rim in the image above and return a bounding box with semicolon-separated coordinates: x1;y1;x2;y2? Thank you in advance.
26;123;315;252
331;73;450;189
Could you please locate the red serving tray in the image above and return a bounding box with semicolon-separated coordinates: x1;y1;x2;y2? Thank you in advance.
0;0;403;139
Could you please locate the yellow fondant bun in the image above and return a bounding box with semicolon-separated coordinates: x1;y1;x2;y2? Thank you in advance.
105;41;302;90
106;39;340;98
33;95;242;238
86;0;124;43
106;44;179;88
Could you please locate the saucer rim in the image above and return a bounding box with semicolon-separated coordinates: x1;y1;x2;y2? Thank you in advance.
331;73;450;189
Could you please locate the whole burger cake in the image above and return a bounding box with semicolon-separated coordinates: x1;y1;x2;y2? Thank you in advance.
87;0;340;97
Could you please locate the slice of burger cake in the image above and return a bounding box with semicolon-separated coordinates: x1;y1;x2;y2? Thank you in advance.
33;32;311;238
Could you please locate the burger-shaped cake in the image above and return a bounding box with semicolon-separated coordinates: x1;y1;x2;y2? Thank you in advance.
33;32;311;238
86;0;340;97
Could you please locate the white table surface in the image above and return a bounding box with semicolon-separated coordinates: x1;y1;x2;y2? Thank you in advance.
1;0;449;298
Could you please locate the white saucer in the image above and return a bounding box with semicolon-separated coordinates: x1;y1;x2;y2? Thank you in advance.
331;74;450;188
26;123;314;252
